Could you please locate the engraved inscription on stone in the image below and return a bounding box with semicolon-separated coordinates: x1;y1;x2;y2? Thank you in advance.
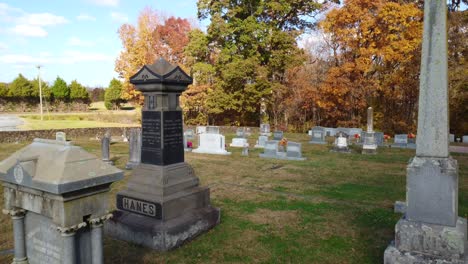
25;213;62;264
141;111;162;164
122;197;157;217
116;194;162;219
163;111;184;164
13;164;24;184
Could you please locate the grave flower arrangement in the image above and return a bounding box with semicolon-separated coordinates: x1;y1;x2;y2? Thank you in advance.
408;133;416;139
279;138;288;146
187;141;193;148
384;134;391;142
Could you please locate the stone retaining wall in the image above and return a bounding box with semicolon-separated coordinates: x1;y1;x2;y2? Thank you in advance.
0;126;260;143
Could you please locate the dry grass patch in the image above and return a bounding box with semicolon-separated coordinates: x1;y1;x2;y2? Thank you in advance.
245;208;300;231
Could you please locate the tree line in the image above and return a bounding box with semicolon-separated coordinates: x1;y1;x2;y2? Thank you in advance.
0;75;124;111
115;1;467;135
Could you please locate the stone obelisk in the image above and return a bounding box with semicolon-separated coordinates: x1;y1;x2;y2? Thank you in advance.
384;1;466;263
362;107;377;154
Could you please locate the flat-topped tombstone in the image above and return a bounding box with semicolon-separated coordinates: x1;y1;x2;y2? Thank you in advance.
106;58;220;251
286;142;306;160
324;127;336;137
273;131;283;141
463;135;468;143
309;126;326;144
261;141;278;157
0;138;123;264
194;133;231;155
206;126;220;134
236;127;245;137
255;135;268;148
230;138;249;148
260;123;270;135
449;134;455;143
196;126;206;134
374;132;384;146
185;129;195;139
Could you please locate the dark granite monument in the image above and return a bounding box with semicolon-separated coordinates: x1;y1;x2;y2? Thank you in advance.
105;58;220;251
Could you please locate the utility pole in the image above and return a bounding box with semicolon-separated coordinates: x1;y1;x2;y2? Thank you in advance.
37;65;43;121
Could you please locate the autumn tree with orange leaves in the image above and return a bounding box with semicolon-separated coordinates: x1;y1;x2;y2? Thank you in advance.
115;8;192;103
318;0;423;132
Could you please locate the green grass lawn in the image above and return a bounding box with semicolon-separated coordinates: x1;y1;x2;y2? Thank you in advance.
1;133;467;264
18;110;140;130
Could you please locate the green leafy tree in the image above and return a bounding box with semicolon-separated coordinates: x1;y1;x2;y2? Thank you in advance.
31;78;52;100
104;78;123;110
184;0;325;125
69;80;90;103
8;74;34;99
0;83;8;98
51;76;69;101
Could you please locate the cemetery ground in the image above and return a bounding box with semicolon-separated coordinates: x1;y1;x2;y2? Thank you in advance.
1;134;467;264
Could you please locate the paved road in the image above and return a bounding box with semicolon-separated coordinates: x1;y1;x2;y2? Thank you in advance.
0;115;24;131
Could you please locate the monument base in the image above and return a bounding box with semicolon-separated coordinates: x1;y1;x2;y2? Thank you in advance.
331;147;351;153
362;145;377;154
384;217;467;264
105;207;220;251
309;141;326;145
192;148;231;155
125;161;139;170
184;147;192;152
259;153;306;161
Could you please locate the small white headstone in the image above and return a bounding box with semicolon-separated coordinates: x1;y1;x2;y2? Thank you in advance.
56;132;66;142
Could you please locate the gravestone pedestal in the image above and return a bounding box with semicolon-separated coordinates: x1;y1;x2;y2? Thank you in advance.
362;107;377;154
105;58;220;251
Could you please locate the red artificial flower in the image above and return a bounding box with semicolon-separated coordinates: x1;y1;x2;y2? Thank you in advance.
354;134;360;139
408;133;416;139
384;134;391;140
187;141;193;148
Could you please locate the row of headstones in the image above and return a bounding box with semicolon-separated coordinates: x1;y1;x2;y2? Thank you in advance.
99;125;305;167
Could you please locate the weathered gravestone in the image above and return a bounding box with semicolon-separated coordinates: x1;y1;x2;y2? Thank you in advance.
450;134;455;143
101;132;113;165
391;134;408;148
309;126;326;144
260;123;271;136
362;107;377;154
384;2;467;263
0;138;123;264
463;135;468;143
196;126;206;134
55;131;66;142
374;132;384;147
259;141;306;161
254;135;269;148
331;133;351;153
105;58;220;251
272;131;283;141
206;126;219;134
125;128;142;169
230;128;249;148
286;142;306;160
324;127;337;137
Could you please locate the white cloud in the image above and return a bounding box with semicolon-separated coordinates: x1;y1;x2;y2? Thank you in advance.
18;13;68;26
76;13;96;21
67;37;95;47
0;3;68;38
87;0;119;7
10;24;48;37
110;12;128;23
0;42;7;50
0;51;113;65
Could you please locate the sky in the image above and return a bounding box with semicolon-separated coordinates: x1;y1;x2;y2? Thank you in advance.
0;0;201;88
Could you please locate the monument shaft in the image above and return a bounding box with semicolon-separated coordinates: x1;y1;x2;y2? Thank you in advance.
416;0;449;158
